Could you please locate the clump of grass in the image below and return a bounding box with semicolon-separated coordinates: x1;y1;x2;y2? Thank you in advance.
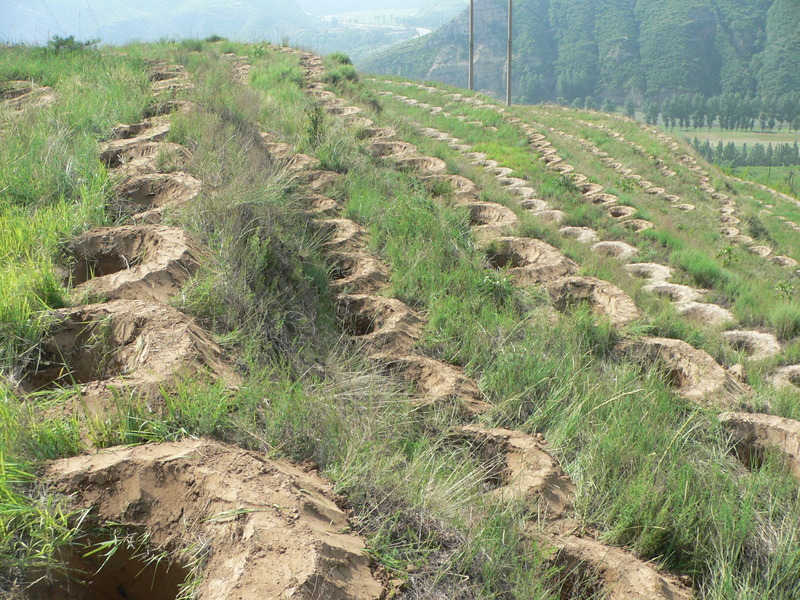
327;51;352;65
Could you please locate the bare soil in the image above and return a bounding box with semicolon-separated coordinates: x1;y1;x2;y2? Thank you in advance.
20;300;238;413
65;225;204;303
35;439;384;600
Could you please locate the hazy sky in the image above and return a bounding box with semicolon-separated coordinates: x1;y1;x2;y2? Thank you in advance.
1;0;468;44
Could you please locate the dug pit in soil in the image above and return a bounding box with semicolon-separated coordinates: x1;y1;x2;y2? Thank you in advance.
65;225;204;303
486;237;579;286
455;426;576;520
719;412;800;477
372;352;491;415
546;276;642;328
28;537;189;600
112;172;202;222
336;294;425;351
20;300;238;411
327;251;390;295
618;337;748;405
538;533;694;600
39;439;385;600
100;141;190;174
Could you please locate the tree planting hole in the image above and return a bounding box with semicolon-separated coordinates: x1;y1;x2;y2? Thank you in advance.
343;311;377;337
788;373;800;388
149;71;181;82
113;123;151;140
30;540;189;600
553;556;605;600
71;251;142;285
487;250;522;269
330;258;355;281
143;102;181;118
731;440;765;471
22;319;120;392
2;86;32;100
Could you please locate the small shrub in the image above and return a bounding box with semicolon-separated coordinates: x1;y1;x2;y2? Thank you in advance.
304;103;327;149
45;35;98;54
204;34;226;43
323;65;358;85
768;302;800;339
179;39;204;52
328;52;352;65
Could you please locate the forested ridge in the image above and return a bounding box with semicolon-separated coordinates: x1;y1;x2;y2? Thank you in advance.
361;0;800;105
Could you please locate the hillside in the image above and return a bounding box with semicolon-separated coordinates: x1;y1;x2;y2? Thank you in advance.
1;0;315;45
3;39;800;600
361;0;800;103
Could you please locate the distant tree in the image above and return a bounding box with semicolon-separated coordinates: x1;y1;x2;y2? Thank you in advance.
571;97;584;109
584;95;596;110
624;99;635;119
750;143;767;166
644;101;660;126
601;98;615;113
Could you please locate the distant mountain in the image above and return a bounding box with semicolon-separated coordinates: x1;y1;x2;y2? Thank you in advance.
360;0;800;103
1;0;315;45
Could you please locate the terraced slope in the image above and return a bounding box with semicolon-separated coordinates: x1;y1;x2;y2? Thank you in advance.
3;41;800;600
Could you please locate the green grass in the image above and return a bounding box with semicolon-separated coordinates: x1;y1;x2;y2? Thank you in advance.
5;41;800;600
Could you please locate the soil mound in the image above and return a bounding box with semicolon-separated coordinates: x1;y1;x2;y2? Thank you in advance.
456;426;576;519
328;251;390;295
676;302;736;326
1;80;56;110
642;282;705;304
368;140;417;158
109;119;170;143
539;533;694;600
113;172;201;223
546;276;643;328
578;183;604;196
618;337;747;405
719;412;800;477
770;255;799;268
100;141;190;175
430;174;479;198
38;439;384;600
622;219;654;232
20;300;237;411
771;365;800;389
65;225;204;303
336;294;425;351
591;241;639;261
608;205;637;219
559;227;599;244
396;155;447;174
532;209;567;224
486;237;579;286
467;202;520;239
624;263;673;283
748;245;772;258
298;169;341;193
722;330;782;361
315;218;368;252
374;353;491;414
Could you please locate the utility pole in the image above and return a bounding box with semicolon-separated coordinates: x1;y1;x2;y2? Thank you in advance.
469;0;474;91
506;0;512;106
